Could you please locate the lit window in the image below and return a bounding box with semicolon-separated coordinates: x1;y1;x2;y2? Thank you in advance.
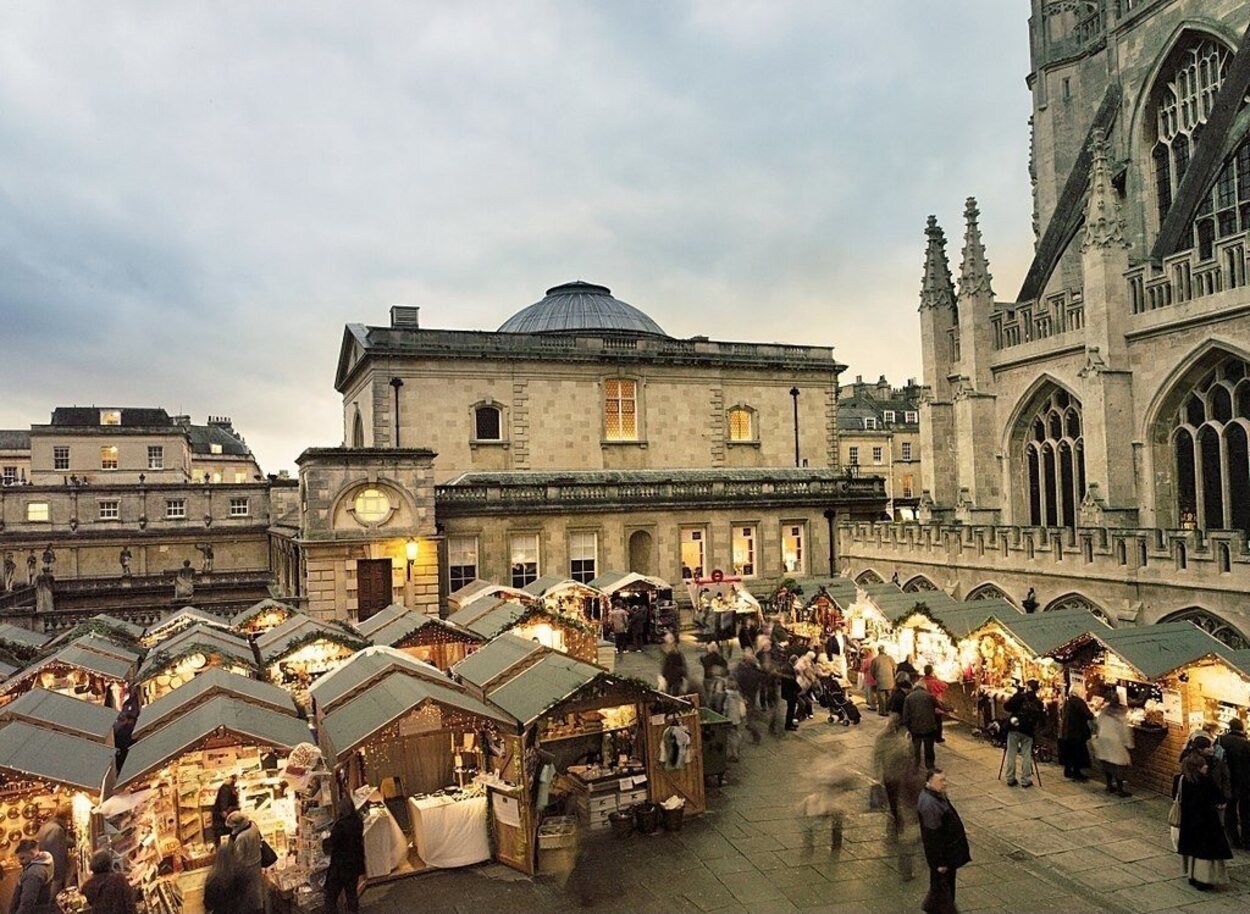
569;531;598;583
53;447;69;471
883;411;896;425
732;525;756;577
782;523;806;574
902;475;914;498
100;446;118;470
680;527;706;580
100;410;121;426
863;418;877;430
604;379;638;441
474;405;502;441
26;502;49;522
166;499;187;519
901;442;912;461
448;536;478;591
229;497;250;517
510;533;540;587
210;443;223;455
353;488;390;524
211;472;222;484
1;467;15;486
148;446;164;470
872;446;884;464
848;447;859;465
235;470;248;483
727;408;754;443
98;500;120;520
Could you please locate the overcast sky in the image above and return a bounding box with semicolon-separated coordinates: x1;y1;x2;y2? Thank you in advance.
0;1;1034;473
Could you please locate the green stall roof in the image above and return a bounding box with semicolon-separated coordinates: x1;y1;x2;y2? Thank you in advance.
144;607;233;642
452;633;544;689
977;608;1110;657
139;625;256;679
309;646;441;712
135;668;298;738
118;694;312;787
0;624;49;651
484;652;604;726
0;688;117;742
3;643;135;698
230;598;300;629
1053;622;1237;681
0;720;114;793
256;616;367;664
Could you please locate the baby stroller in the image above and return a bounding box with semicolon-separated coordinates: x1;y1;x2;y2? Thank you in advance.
816;677;861;726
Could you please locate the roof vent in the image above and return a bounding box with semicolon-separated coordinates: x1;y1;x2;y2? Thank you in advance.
390;305;420;328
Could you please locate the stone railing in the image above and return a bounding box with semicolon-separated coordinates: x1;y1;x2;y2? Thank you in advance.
437;472;886;516
991;290;1084;351
1128;232;1250;314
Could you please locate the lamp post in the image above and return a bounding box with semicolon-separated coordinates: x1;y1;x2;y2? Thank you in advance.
406;537;418;581
790;387;800;467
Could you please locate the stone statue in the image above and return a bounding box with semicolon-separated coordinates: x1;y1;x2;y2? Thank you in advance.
174;560;195;600
35;570;54;614
26;552;36;585
119;546;132;577
41;544;55;570
2;553;15;592
196;542;215;573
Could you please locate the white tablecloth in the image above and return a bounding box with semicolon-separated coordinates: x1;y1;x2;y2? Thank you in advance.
362;806;407;878
407;795;491;868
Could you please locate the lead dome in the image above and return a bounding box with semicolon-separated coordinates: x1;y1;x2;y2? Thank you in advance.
497;281;668;337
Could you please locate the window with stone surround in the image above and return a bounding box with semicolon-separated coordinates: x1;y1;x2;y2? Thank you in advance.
100;446;118;470
53;446;69;471
1021;387;1085;528
166;498;187;519
679;527;705;580
604;379;638;441
727;407;755;443
872;446;883;464
848;446;859;465
781;523;806;575
569;530;597;583
474;405;502;441
448;535;478;591
98;500;119;520
510;532;540;587
732;525;756;577
229;497;250;517
27;502;49;522
901;442;912;461
1;467;15;486
148;446;164;470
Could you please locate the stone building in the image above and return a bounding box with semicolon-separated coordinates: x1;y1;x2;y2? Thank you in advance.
837;376;923;520
841;0;1250;648
0;408;282;629
277;282;886;622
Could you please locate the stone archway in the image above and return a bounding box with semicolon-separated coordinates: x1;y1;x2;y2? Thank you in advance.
1159;607;1249;650
628;530;654;576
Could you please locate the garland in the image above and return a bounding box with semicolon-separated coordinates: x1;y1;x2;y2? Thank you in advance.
141;642;255;680
507;606;599;638
268;628;369;661
57;620;141;649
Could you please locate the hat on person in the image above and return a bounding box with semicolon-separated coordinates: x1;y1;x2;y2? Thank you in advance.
1230;718;1245;732
1191;735;1213;750
225;811;249;830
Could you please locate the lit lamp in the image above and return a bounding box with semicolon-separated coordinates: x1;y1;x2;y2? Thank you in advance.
406;538;418;580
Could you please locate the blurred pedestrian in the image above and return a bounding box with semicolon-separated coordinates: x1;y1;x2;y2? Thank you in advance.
1058;686;1094;781
34;805;71;897
733;648;766;745
870;646;897;717
1218;718;1250;848
660;634;688;696
902;678;942;770
1003;680;1044;788
324;797;365;914
1091;696;1134;797
1176;751;1232;891
81;850;136;914
798;754;858;856
920;665;948;743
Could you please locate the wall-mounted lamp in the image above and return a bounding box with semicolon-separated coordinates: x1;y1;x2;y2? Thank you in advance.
406;538;418;580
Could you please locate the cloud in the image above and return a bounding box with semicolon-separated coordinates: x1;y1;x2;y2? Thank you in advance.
0;1;1033;472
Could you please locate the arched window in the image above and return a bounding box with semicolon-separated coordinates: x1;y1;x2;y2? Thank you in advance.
351;409;365;448
902;576;938;594
1169;354;1250;533
727;407;756;443
1021;388;1085;528
474;405;502;441
1044;592;1110;624
967;583;1013;604
1159;608;1249;650
855;569;883;586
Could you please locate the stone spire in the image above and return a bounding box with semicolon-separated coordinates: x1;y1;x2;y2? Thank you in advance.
958;197;994;299
1081;128;1129;252
919;216;957;311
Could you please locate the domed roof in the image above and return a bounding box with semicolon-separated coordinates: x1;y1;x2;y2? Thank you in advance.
497;281;668;337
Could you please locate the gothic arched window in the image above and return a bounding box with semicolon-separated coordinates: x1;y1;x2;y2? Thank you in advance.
1044;592;1110;624
1170;355;1250;533
1023;389;1085;528
1158;607;1249;650
902;576;938;594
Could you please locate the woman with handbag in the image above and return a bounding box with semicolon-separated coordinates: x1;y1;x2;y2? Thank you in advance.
1176;751;1233;890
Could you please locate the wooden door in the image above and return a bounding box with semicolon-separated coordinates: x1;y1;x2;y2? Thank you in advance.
356;558;393;622
643;703;706;815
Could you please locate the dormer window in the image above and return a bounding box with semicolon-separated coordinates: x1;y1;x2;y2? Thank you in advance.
100;410;121;426
883;411;896;425
863;417;878;430
905;411;919;423
210;443;223;455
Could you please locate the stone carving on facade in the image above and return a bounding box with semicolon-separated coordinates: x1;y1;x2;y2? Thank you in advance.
1077;346;1106;378
197;542;215;573
119;546;132;578
958;197;995;299
174;560;196;600
41;544;55;571
917;490;935;524
1081;128;1129;252
25;552;36;585
954;487;974;523
35;570;54;614
1078;482;1107;527
2;553;15;592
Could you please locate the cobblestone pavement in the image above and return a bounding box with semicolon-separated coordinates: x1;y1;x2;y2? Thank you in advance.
360;641;1250;913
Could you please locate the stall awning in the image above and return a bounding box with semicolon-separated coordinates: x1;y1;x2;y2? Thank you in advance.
230;598;298;630
2;642;135;697
46;615;144;650
134;669;298;738
1231;650;1250;678
801;578;858;608
0;658;17;679
309;646;443;712
522;576;601;600
1051;622;1237;681
256;615;367;665
447;580;534;611
446;598;531;639
353;604;409;640
0;623;49;651
62;634;143;665
143;607;233;643
484;652;604;726
0;720;114;793
452;633;544;689
118;694;312;787
357;608;482;650
587;571;670;595
138;625;257;680
871;591;961;622
0;688;117;742
979;607;1109;657
321;669;514;762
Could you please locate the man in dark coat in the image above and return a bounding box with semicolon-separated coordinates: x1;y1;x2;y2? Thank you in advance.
917;769;971;914
733;650;766;744
1218;719;1250;848
888;674;913;726
1003;681;1045;788
324;798;366;914
902;681;942;770
627;604;647;652
9;840;54;914
211;775;240;843
1058;687;1094;781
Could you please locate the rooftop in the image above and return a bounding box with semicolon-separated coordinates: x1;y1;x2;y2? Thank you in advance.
499;281;668;337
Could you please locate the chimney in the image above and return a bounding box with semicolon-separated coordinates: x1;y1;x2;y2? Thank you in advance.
390;305;420;329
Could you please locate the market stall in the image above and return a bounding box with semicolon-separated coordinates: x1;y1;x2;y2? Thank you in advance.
454;635;703;870
315;653;517;881
257;615;369;706
448;598;600;666
353;604;484;671
231;598;301;636
589;572;676;642
522;577;606;625
446;580;536;615
0;720;114;912
133;669;299;741
0;687;117;745
136;625;259;703
1046;621;1249;795
110;694;312;909
881;600;987;682
0;642;135;709
141;607;233;648
688;578;761;637
0;623;49;663
800;578;857;631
